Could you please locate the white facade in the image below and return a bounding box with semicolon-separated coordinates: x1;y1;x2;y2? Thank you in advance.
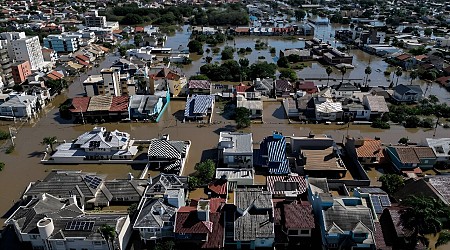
0;32;45;70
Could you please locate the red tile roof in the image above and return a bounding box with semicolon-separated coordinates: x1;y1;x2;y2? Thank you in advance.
76;59;89;66
396;54;411;61
297;81;318;93
283;201;315;229
235;84;251;93
355;139;384;159
109;96;129;112
75;54;89;62
415;55;427;61
46;73;59;80
47;70;63;80
175;199;224;249
69;97;90;113
208;179;227;195
135;27;144;32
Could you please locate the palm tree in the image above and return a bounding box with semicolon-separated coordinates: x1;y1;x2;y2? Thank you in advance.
340;66;347;83
42;136;57;152
364;65;372;87
326;66;333;87
100;224;116;250
395;67;403;86
410;70;418;85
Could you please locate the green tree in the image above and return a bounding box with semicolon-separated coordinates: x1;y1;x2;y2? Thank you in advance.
0;162;4;172
239;58;249;68
221;46;234;60
134;34;143;47
205;56;213;63
326;66;333;87
404;115;420;128
379;174;404;194
42;136;57;152
364;66;372;86
188;176;201;189
398;137;409;145
277;56;290;68
410;70;418;85
424;28;433;36
294;9;306;21
127;203;138;215
187;40;203;53
120;13;144;25
0;130;10;140
279;68;297;81
195;159;215;182
235;107;251;128
395;66;403;86
401;195;450;234
99;224;116;250
190;75;209;80
436;231;450;248
429;95;439;104
249;61;277;79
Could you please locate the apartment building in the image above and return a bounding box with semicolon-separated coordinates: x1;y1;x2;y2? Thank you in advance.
0;32;44;70
11;60;31;84
85;10;107;28
44;34;80;53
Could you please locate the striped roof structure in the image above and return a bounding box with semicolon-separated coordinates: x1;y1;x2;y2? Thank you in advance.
184;95;214;118
260;133;291;175
266;175;307;196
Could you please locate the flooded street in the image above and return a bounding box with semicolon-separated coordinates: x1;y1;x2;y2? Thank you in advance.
1;22;450;226
167;24;450;103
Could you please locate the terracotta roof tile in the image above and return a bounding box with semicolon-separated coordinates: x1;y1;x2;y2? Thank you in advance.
207;179;227;195
396;54;411;61
392;147;420;164
69;97;90;113
75;54;89;62
355;139;384;158
109;96;129;112
413;147;436;158
283;201;315;229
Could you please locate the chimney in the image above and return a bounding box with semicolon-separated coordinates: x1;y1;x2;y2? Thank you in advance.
197;200;210;222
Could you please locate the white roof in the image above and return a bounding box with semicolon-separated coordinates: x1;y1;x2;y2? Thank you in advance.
316;100;343;113
237;100;263;111
364;95;389;113
425;138;450;158
216;168;254;180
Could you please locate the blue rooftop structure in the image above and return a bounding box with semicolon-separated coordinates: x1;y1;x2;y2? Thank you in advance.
259;132;291;175
184;95;215;121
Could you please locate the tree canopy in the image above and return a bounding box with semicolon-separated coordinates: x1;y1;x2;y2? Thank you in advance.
235;107;251;128
379;174;404;194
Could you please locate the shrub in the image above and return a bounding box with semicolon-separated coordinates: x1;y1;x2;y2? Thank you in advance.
420;118;434;128
0;162;4;171
371;119;390;129
5;145;15;154
0;130;10;140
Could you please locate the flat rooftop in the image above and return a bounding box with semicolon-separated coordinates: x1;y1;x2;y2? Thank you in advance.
303;147;346;171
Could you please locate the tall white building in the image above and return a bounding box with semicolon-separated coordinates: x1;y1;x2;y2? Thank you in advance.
0;32;45;70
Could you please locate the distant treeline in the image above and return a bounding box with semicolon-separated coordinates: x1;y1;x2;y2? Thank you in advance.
109;3;249;26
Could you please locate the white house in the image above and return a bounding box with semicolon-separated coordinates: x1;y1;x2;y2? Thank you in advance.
315;99;343;121
0;94;38;118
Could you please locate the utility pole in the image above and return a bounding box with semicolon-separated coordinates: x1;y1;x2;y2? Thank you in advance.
9;126;16;146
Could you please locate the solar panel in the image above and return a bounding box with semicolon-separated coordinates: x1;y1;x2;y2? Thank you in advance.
379;195;391;206
371;195;384;214
65;221;95;231
85;175;102;189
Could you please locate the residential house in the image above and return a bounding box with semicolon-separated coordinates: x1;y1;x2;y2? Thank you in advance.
128;95;163;120
207;178;228;199
394;176;450;205
0;94;38;118
279;49;313;61
218;131;253;168
147;135;191;175
290;135;347;179
362;95;389;119
275;79;292;97
378;207;417;249
227;187;274;250
266;175;307;199
22;170;146;209
67;95;130;122
345;137;384;165
188;80;211;95
184;95;215;122
353;187;392;219
322;48;353;65
331;82;360;99
421;138;450;163
258;132;291;175
386;146;437;172
273;200;315;248
393;54;416;70
296;81;318;94
308;179;376;250
174;198;225;249
253;77;274;96
143;173;188;206
133;198;177;242
149;68;187;97
49;127;138;163
236;94;263;119
392;84;423;103
5;193;132;250
315;99;343;121
342;99;370;121
215;168;254;186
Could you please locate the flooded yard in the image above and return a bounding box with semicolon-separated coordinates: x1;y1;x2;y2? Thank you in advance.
263;101;288;124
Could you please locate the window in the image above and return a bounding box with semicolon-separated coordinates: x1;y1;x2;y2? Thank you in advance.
288;229;299;235
300;229;309;235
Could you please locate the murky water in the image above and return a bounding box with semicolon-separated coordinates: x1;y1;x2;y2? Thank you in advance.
1;24;450;224
166;24;450;103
